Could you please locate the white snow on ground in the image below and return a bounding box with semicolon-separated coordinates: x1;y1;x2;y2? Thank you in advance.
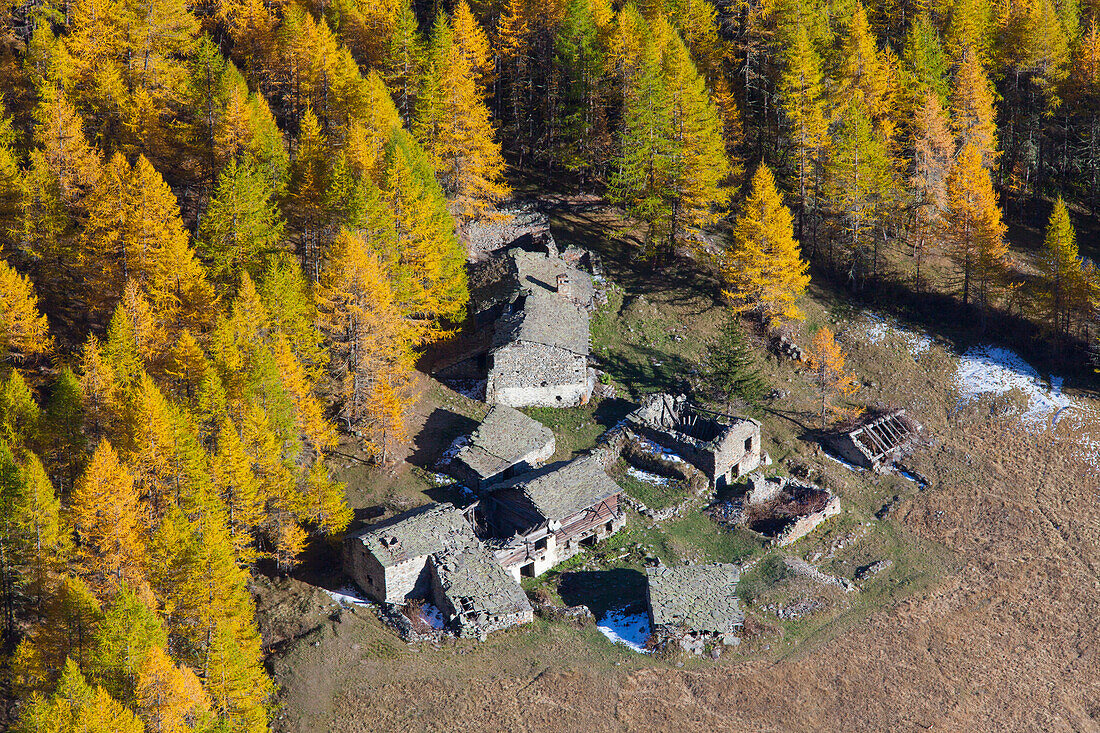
596;609;652;653
955;345;1074;424
626;466;672;486
862;314;933;355
326;585;371;607
438;434;468;465
419;604;446;630
635;437;687;464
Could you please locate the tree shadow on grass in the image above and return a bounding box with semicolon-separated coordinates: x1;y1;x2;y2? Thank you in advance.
557;568;648;619
406;408;479;470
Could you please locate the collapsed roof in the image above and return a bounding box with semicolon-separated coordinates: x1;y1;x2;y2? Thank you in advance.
431;546;533;621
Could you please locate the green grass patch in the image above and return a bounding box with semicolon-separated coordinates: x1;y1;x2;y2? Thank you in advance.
608;459;692;510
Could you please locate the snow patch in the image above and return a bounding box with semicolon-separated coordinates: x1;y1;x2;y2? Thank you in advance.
861;314;933;355
635;437;687;464
596;609;652;653
626;466;672;486
325;585;371;607
438;434;468;465
955;345;1073;424
419;603;446;630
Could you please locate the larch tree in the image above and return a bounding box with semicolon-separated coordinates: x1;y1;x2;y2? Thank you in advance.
951;48;998;166
945;143;1008;311
777;21;829;245
414;11;510;220
198;158;285;285
0;257;52;363
805;327;860;428
824;97;896;288
719;164;810;327
611;21;730;262
69;440;148;598
15;658;144;733
1038;197;1090;335
908;91;954;289
317;229;416;464
135;646;213;733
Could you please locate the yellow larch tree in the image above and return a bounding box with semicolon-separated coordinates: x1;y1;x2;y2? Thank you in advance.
0;257;52;363
212;417;264;563
945;143;1008;311
135;646;214;733
805;327;860;428
317;229;416;464
1038;197;1091;336
414;12;510;219
908;91;955;288
720;164;810;327
951;48;998;166
15;658;144;733
272;332;336;454
70;440;148;599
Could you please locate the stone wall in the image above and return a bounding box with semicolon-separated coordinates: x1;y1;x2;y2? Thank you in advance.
344;538;434;605
487;342;593;408
776;494;842;546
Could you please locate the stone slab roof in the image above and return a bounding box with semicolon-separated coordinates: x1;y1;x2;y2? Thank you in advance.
454;406;555;481
492;292;590;356
489;455;621;522
347;503;476;567
431;546;533;618
646;564;744;634
511;249;595;307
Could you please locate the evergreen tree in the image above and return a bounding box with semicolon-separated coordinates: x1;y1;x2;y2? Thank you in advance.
703;317;766;410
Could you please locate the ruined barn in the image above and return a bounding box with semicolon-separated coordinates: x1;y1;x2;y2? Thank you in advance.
343;503;477;604
480;455;626;579
646;564;744;643
447;405;556;489
828;409;921;471
428;547;534;637
627;393;762;489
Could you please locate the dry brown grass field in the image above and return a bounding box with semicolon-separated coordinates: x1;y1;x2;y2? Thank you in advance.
262;197;1100;732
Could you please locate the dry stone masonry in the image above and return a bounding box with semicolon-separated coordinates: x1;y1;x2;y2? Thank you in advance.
626;393;762;489
446;405;555;489
646;564;744;648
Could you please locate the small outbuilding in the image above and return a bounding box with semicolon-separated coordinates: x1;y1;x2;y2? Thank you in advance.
447;405;556;489
429;547;534;637
645;564;744;644
627;393;762;489
828;409;921;471
481;455;626;579
343;503;477;604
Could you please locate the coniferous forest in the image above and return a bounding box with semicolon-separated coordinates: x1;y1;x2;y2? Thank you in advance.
0;0;1095;728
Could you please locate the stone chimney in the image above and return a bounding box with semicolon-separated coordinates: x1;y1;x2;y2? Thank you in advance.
556;273;572;299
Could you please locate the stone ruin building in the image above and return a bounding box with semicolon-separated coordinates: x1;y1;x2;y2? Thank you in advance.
741;472;841;546
484;249;597;408
344;503;534;637
446;405;556;489
645;564;744;648
627;393;762;489
428;547;534;637
344;503;477;605
479;454;626;580
828;409;921;471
